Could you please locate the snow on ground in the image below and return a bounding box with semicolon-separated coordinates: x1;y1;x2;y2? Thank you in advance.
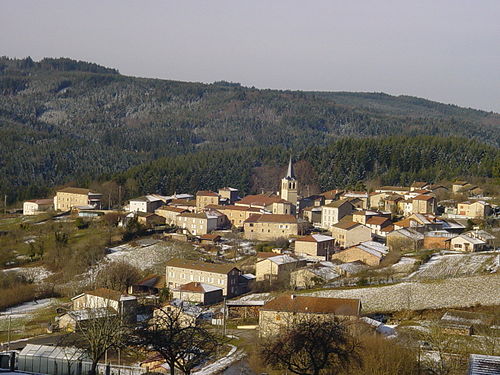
106;239;189;270
1;266;53;283
307;273;500;313
193;345;245;375
391;257;419;273
0;298;55;319
407;251;500;281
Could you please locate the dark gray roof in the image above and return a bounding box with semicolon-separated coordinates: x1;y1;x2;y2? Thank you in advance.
468;354;500;375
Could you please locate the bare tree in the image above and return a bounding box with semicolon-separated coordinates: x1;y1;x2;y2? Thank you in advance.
60;308;129;375
129;305;221;375
260;316;361;375
96;261;142;292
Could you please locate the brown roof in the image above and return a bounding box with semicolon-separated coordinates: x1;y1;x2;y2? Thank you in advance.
393;218;417;228
179;282;219;293
381;224;394;232
244;214;297;224
378;186;409;191
157;206;186;213
57;187;96;195
237;194;286;207
170;199;196;206
197;190;219;197
206;204;261;213
413;194;435;201
165;258;239;274
179;212;208;219
324;199;352;208
366;216;391;226
320;189;344;200
85;288;123;301
332;221;360;230
261;294;360;316
135;274;166;289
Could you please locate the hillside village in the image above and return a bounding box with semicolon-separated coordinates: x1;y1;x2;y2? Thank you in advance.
1;158;500;374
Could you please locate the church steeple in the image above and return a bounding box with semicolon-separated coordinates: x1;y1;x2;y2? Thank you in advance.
285;156;295;180
280;156;298;205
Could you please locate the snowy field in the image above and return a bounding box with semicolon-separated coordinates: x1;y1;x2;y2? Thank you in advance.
1;266;53;283
307;273;500;313
408;251;500;281
107;239;192;271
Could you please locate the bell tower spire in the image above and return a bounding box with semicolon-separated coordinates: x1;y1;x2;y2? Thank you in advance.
280;156;298;205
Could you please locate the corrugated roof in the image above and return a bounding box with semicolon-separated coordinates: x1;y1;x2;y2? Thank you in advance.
467;354;500;375
296;234;334;242
179;282;223;293
261;294;360;316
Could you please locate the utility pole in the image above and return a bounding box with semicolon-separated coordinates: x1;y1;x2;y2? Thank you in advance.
3;195;6;215
118;185;122;209
222;297;227;337
108;192;111;210
7;315;11;350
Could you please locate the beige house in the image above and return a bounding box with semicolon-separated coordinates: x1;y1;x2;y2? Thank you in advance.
218;187;239;204
169;198;197;211
452;181;468;193
457;201;492;218
54;187;102;211
321;199;354;229
411;194;437;214
365;216;393;238
290;263;340;289
410;182;429;191
206;204;261;228
236;194;286;211
196;190;220;211
129;195;165;213
330;241;388;266
165;258;241;297
302;206;322;226
153;303;198;328
136;212;165;226
23;198;54;215
271;200;296;216
369;192;388;210
155;206;187;224
320;189;344;205
175;211;220;235
294;234;335;259
58;307;116;332
331;221;372;249
172;282;223;305
386;228;424;252
449;235;487;252
256;254;306;283
342;191;369;209
71;288;137;321
259;295;361;337
464;230;496;248
243;214;301;241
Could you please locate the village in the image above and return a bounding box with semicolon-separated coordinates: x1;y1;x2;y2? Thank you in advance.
1;158;500;374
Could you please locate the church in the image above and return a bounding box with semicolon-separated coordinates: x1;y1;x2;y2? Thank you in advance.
280;157;299;206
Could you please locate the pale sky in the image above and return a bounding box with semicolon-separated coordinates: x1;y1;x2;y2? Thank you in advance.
1;0;499;112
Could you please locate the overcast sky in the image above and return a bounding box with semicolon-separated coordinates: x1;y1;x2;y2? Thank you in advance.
1;1;499;112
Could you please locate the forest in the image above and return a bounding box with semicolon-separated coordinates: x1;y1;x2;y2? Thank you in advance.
0;57;499;203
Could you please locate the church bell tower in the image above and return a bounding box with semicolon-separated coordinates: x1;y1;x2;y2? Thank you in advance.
280;157;298;205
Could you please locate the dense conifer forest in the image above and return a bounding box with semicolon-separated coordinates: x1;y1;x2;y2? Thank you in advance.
1;57;499;202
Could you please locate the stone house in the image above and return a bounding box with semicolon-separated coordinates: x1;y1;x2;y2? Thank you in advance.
320;189;344;205
255;255;306;283
23;198;54;215
236;193;286;210
218;187;239;204
331;220;372;249
411;194;437;215
320;199;354;229
243;214;301;241
259;295;361;337
448;235;487;252
423;231;457;250
165;258;241;297
342;191;369;209
302;206;322;226
365;216;393;238
155;206;187;224
172;282;224;305
129;195;164;213
196;190;220;211
290;262;340;289
386;228;424;252
294;234;335;259
58;307;116;332
330;241;389;266
206;204;261;228
175;211;220;235
54;187;102;211
457;201;493;218
464;230;496;248
136;212;165;226
71;288;137;322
